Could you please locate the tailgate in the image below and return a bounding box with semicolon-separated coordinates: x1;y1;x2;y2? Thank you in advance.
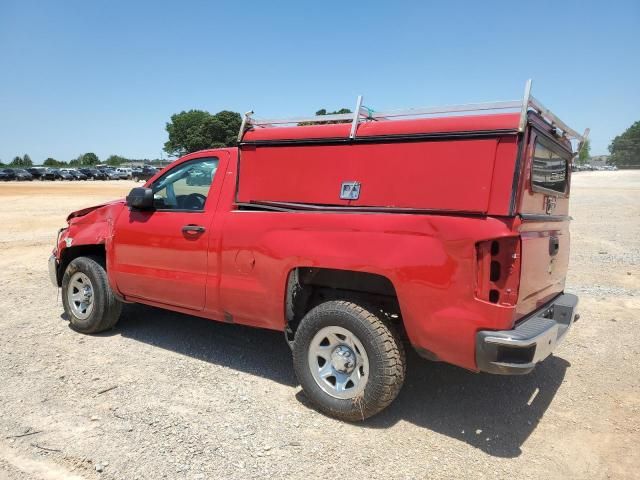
516;220;570;320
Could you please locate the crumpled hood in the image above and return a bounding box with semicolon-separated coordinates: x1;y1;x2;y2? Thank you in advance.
66;199;125;222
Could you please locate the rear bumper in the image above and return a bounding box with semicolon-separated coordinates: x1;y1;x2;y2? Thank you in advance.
476;293;579;375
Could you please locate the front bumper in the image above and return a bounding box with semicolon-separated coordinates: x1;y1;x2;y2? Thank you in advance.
476;293;579;375
48;254;59;287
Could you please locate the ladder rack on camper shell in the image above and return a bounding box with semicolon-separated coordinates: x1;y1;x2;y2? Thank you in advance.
237;79;589;149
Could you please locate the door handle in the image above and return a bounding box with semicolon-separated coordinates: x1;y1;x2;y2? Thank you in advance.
182;224;206;234
549;236;559;256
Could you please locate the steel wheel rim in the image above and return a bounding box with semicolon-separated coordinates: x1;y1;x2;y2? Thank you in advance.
67;272;94;320
308;326;369;400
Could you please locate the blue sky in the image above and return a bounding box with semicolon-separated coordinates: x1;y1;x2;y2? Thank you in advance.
1;0;638;163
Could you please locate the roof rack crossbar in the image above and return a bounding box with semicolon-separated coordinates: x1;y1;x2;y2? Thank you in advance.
238;80;586;143
528;94;582;140
367;100;522;119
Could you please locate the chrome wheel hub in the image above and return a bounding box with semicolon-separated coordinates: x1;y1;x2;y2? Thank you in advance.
308;326;369;399
67;272;94;320
331;345;356;373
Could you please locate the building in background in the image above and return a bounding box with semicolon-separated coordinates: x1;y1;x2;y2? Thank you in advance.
589;155;611;168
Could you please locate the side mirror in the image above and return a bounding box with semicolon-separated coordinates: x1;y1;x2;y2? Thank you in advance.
126;187;154;210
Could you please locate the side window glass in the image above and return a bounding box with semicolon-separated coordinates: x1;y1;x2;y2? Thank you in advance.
151;157;219;211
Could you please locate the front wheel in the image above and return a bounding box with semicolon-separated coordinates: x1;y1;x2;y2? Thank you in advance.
61;256;122;334
293;300;405;421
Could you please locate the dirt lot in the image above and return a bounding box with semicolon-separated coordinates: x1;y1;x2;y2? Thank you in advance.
1;173;639;479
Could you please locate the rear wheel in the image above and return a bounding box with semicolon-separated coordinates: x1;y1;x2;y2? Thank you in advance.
61;256;122;334
293;300;405;421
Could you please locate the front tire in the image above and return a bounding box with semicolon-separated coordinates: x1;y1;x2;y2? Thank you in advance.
293;301;405;421
61;256;122;334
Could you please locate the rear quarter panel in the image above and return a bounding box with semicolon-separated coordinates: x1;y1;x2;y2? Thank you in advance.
218;210;519;370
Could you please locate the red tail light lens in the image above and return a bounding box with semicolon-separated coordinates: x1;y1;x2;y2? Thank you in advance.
476;237;521;306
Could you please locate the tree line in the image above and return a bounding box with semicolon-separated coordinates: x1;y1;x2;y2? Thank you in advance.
576;120;639;167
609;121;640;167
0;153;163;168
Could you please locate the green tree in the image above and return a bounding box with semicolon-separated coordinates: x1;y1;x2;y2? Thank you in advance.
212;110;243;146
106;155;128;166
609;121;640;167
164;109;242;157
577;139;591;165
22;154;33;166
10;156;23;166
43;158;59;166
69;158;81;166
81;152;99;165
298;108;352;126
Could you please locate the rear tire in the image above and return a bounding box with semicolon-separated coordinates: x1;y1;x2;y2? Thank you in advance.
61;256;122;334
293;300;405;421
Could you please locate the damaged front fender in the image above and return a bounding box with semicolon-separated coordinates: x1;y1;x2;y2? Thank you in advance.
53;201;127;286
66;199;125;223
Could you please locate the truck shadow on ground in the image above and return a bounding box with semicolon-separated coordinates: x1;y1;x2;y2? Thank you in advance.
110;303;569;458
357;351;569;458
113;304;298;386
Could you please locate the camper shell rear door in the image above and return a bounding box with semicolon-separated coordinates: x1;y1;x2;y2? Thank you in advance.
515;115;575;319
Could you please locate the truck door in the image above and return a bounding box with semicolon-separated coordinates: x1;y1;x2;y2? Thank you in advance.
111;153;228;310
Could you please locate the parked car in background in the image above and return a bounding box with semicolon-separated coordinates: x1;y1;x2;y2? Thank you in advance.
43;169;60;181
13;169;34;181
96;167;120;180
0;168;17;181
115;167;132;179
27;167;46;180
69;170;88;180
132;166;158;182
103;169;121;180
79;168;108;180
186;167;210;186
44;168;73;181
60;169;79;180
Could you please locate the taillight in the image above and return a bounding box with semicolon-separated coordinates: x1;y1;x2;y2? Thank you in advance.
475;237;521;306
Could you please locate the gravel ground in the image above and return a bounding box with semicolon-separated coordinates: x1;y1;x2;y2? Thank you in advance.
0;172;638;479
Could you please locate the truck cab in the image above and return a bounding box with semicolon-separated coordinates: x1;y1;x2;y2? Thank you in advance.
48;80;586;421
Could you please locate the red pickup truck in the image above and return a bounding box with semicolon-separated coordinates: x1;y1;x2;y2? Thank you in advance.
49;81;585;420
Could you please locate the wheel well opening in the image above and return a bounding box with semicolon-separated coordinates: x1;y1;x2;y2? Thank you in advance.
57;244;106;286
285;267;402;342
